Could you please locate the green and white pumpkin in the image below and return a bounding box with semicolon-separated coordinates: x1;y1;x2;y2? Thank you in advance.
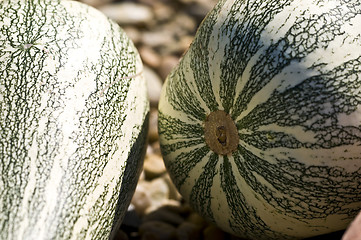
0;0;149;239
158;0;361;239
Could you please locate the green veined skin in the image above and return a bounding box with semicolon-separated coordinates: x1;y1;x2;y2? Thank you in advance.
158;0;361;239
0;0;149;239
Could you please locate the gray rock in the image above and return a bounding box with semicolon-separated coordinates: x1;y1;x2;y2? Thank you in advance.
186;212;208;229
78;0;112;8
123;26;142;45
143;153;166;179
99;2;154;26
112;229;129;240
141;30;174;48
131;181;152;216
176;222;202;240
139;221;177;240
203;224;227;240
158;55;179;80
142;206;185;226
140;46;162;69
148;109;159;143
144;67;163;108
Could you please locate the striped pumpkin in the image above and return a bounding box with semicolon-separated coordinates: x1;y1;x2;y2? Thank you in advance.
0;0;148;239
158;0;361;239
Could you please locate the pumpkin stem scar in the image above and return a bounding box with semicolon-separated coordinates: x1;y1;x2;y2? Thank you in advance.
99;70;143;97
204;110;239;155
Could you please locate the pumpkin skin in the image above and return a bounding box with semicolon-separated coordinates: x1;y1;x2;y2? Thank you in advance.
0;1;149;239
158;0;361;239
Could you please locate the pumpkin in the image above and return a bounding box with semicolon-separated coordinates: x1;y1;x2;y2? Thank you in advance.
0;0;149;239
158;0;361;239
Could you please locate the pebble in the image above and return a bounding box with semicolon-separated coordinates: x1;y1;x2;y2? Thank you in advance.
145;178;172;213
140;46;162;69
162;173;182;201
139;221;177;240
173;13;197;34
186;212;208;229
148;109;159;142
176;222;202;240
142;206;185;226
112;229;129;240
99;2;154;26
123;26;142;45
203;224;227;240
152;2;175;22
131;181;152;216
144;67;163;108
158;55;180;80
143;153;166;179
141;30;175;49
78;0;112;8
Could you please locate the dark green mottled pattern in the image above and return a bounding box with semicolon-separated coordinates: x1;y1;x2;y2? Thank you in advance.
234;144;361;221
158;110;208;188
166;145;210;189
108;113;149;240
188;1;227;113
232;0;360;119
52;16;140;239
158;111;204;142
165;64;207;122
0;1;72;237
220;155;290;239
237;56;361;150
219;0;292;113
0;1;146;239
189;153;219;222
159;0;361;239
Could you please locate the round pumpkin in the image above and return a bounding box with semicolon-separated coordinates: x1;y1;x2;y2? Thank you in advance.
158;0;361;239
0;0;149;239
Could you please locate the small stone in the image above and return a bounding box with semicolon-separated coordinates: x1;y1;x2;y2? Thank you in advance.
141;232;159;240
179;35;194;52
146;178;170;213
121;206;142;229
131;180;152;216
185;1;217;20
139;221;177;240
173;13;197;34
150;141;162;156
158;55;180;80
163;34;193;56
176;222;202;240
153;2;175;22
77;0;112;8
143;206;185;226
162;173;182;201
148;109;159;142
140;47;162;69
143;153;166;179
141;30;174;49
112;229;129;240
99;2;154;26
144;67;163;108
123;26;142;45
203;224;227;240
186;212;208;229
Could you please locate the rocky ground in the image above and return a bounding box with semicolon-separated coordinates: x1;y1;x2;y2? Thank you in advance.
77;0;349;239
